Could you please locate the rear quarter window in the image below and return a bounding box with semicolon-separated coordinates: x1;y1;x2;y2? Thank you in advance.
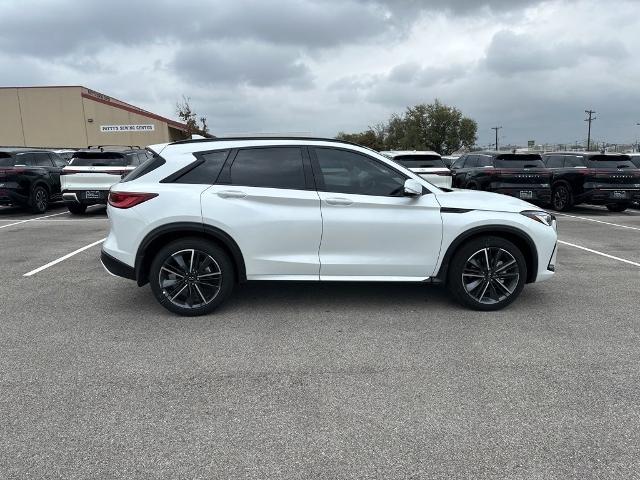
121;154;166;183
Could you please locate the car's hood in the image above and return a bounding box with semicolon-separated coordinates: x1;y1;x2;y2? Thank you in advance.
435;189;538;213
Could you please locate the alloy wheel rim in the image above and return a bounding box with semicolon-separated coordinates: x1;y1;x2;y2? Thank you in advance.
462;247;520;305
36;190;47;211
554;188;567;209
159;249;222;309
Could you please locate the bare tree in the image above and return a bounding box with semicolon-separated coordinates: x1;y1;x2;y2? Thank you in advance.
176;96;212;138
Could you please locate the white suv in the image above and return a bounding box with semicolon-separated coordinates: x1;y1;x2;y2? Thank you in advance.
101;137;557;316
380;150;452;188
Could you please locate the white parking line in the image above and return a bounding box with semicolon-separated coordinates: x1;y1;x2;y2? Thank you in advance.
555;213;640;232
23;238;106;277
0;211;69;229
559;240;640;267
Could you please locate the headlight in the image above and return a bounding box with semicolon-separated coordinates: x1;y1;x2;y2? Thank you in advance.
521;210;554;226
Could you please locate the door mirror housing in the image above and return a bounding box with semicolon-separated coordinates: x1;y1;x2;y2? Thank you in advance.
403;179;423;197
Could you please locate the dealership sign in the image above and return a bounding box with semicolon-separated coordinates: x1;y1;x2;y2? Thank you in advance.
100;124;155;133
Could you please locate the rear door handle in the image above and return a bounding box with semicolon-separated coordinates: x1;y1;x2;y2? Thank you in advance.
325;197;353;206
217;190;247;199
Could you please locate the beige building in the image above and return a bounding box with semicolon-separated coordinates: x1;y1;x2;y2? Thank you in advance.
0;86;189;148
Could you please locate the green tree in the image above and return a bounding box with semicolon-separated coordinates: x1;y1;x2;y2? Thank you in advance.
336;100;478;155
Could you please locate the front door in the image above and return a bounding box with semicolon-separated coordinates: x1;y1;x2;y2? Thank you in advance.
310;147;443;280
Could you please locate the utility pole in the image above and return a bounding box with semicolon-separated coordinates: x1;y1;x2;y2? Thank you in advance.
584;110;596;151
636;123;640;152
491;126;502;151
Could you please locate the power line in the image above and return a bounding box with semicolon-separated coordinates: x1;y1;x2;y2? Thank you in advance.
584;110;596;151
491;126;502;150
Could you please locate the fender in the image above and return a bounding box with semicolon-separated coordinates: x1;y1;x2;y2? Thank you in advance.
436;225;538;283
135;222;246;286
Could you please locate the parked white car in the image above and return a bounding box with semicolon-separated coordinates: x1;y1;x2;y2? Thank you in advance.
61;148;152;213
380;150;453;188
102;137;557;316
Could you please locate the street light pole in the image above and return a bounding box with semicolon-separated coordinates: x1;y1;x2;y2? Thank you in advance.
491;126;502;151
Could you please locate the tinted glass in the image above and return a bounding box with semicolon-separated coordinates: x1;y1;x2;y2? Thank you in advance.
477;156;493;167
315;148;405;196
176;150;229;184
630;156;640;168
121;155;166;183
0;153;16;166
33;153;53;167
564;155;586;168
451;156;467;169
587;155;636;168
494;154;544;168
70;152;128;167
230;147;306;189
13;153;33;166
392;155;445;168
545;155;564;168
50;153;67;167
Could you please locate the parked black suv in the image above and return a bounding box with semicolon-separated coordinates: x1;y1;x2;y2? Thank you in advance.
542;152;640;212
451;152;551;204
0;148;66;213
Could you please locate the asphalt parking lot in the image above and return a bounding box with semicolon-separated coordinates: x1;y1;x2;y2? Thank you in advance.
1;203;639;479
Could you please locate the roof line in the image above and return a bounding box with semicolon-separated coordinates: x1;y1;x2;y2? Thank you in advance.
168;136;372;150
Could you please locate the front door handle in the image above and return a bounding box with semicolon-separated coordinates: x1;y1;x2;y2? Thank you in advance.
217;190;247;199
325;197;353;206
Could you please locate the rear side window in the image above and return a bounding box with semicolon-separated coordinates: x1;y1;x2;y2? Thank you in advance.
70;152;128;166
229;147;306;189
564;156;586;168
392;155;445;168
33;152;53;167
494;154;544;168
13;153;33;166
545;155;564;168
174;150;229;184
0;153;16;166
121;155;166;183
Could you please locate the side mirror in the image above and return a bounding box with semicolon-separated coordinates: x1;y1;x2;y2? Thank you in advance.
404;178;423;197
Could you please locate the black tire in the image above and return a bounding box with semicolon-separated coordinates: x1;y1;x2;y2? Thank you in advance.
29;186;49;214
149;237;234;316
447;236;527;311
67;203;87;215
551;183;573;211
606;204;628;212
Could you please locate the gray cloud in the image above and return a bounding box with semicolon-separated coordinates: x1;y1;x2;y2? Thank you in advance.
173;42;313;88
484;30;629;75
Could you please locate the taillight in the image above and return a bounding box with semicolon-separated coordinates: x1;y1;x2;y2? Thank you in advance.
108;191;158;209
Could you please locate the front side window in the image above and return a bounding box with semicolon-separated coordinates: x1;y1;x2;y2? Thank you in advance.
230;147;306;189
314;148;406;196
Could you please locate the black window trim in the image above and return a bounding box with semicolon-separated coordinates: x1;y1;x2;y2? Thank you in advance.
308;145;428;197
217;145;315;191
160;148;231;184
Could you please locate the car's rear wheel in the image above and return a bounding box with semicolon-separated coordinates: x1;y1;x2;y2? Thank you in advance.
29;186;48;214
67;203;87;215
606;203;628;212
149;238;234;316
551;184;573;211
447;236;527;311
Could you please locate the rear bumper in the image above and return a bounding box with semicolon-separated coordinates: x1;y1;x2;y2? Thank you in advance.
0;187;28;206
492;187;551;203
578;189;640;205
63;190;109;206
101;250;136;280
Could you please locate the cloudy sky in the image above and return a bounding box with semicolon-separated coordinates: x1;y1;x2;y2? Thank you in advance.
1;0;639;146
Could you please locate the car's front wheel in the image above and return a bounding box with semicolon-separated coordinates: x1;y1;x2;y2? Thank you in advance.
447;236;527;311
149;238;234;316
551;184;573;211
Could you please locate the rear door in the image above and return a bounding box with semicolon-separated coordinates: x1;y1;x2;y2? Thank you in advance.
202;146;322;280
311;147;442;280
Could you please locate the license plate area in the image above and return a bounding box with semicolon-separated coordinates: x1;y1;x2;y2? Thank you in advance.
611;191;627;199
84;190;103;200
519;190;533;199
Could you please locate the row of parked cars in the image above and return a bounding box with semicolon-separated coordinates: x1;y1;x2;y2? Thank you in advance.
0;146;151;213
382;150;640;212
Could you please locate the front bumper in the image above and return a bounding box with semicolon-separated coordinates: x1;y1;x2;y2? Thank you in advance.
101;250;136;281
